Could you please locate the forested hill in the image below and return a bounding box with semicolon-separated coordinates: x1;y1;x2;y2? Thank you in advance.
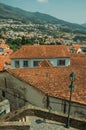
0;3;86;33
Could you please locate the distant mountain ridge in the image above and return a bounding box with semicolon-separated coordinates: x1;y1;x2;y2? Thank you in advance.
0;3;86;32
81;23;86;28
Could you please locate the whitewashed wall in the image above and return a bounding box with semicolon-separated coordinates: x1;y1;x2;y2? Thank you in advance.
11;58;70;68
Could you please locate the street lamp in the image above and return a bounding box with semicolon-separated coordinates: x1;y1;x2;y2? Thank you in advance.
66;72;76;128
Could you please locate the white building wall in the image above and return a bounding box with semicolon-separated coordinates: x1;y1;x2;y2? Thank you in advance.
19;60;23;68
11;58;70;68
11;60;15;68
66;58;70;66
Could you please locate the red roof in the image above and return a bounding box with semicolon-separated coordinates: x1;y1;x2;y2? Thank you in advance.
0;55;11;72
70;53;86;66
8;65;86;105
4;49;13;54
0;43;9;49
39;60;54;67
72;44;81;51
11;45;70;59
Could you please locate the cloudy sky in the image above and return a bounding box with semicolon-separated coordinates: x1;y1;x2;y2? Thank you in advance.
0;0;86;24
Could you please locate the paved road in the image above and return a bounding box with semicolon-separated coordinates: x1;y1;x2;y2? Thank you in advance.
29;116;79;130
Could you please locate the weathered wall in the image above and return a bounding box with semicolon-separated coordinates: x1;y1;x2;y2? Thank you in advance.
0;71;86;120
49;96;86;119
1;106;86;130
0;99;10;116
0;122;30;130
0;71;45;110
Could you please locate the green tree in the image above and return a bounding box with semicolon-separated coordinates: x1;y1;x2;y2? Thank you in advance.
21;36;26;45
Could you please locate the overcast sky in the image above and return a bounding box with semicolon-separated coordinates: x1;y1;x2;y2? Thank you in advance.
0;0;86;24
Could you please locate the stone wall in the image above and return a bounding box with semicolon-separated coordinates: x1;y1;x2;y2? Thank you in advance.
0;71;29;110
0;122;30;130
49;96;86;120
1;105;86;130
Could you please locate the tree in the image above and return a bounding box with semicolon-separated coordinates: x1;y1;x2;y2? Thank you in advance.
21;36;26;45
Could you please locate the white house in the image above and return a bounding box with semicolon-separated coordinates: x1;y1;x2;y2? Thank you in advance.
10;45;70;68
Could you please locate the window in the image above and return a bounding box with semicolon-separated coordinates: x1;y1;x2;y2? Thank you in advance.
58;60;65;66
15;60;20;68
33;61;40;67
23;61;28;67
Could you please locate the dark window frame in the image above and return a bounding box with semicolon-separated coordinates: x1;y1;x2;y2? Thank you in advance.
33;61;40;67
23;60;28;67
15;60;20;68
58;59;65;66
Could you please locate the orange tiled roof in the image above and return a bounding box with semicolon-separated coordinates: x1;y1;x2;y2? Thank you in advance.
4;49;13;54
0;55;11;72
10;45;70;59
0;54;3;56
0;59;4;71
8;66;86;105
72;45;81;51
39;60;54;67
0;43;9;49
70;53;86;66
0;38;4;42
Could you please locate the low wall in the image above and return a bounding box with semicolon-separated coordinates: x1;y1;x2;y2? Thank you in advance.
1;105;86;130
0;122;30;130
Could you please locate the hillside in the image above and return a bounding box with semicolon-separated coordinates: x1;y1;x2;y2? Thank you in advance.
0;3;86;34
81;23;86;28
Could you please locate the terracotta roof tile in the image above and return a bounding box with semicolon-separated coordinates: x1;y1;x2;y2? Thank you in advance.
8;65;86;105
4;49;13;54
70;54;86;66
72;44;81;50
0;55;11;72
10;45;70;59
0;43;9;49
39;60;53;67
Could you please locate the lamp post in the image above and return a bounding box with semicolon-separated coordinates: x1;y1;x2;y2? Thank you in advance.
66;72;76;128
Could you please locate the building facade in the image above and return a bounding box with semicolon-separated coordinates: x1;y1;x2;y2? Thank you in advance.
11;45;70;68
